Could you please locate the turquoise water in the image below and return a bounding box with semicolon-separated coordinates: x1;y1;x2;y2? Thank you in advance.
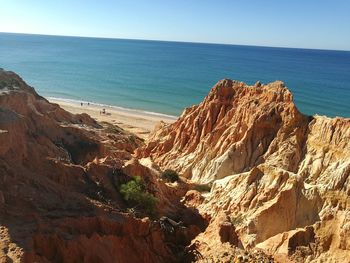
0;32;349;117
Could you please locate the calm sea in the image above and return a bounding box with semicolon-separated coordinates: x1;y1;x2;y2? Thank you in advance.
0;33;349;117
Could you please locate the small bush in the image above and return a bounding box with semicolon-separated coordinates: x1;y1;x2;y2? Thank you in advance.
120;176;158;215
193;184;212;193
161;169;179;183
105;125;123;134
230;214;246;226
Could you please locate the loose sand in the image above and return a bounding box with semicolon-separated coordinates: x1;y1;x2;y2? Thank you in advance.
49;98;177;139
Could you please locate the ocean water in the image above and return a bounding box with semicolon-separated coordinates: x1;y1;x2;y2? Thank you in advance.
0;32;349;117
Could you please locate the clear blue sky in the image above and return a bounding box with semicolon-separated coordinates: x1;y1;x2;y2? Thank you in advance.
0;0;349;50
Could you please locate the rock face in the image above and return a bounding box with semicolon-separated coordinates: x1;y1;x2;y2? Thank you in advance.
137;79;350;262
1;69;349;262
0;70;197;263
136;79;309;183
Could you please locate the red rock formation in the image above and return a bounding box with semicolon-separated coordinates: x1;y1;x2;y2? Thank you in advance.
0;70;194;262
136;79;309;183
137;79;350;262
2;69;349;262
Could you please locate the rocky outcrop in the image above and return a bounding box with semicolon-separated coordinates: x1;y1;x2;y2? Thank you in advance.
137;79;350;262
0;70;199;262
136;79;310;183
1;69;349;262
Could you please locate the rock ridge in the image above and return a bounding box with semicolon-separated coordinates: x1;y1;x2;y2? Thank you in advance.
1;69;349;262
0;69;202;262
137;79;350;262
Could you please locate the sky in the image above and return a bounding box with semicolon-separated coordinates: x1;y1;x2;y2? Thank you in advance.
0;0;349;51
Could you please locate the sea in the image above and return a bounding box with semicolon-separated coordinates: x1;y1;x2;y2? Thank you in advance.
0;32;349;117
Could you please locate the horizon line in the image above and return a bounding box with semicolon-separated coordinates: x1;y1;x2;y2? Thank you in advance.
1;31;350;53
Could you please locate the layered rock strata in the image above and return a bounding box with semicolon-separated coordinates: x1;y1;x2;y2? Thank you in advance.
0;70;200;263
138;79;350;262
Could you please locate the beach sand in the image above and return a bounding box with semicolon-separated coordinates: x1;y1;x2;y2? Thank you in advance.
49;98;177;139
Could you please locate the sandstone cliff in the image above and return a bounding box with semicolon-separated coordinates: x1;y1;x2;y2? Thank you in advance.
0;70;202;263
137;79;350;262
1;69;349;262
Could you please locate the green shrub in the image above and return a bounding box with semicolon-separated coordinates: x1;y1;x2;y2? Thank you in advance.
105;124;123;134
230;214;246;226
161;169;179;183
120;176;158;215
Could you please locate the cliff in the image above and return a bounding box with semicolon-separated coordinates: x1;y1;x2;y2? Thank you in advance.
136;79;312;183
137;79;350;262
0;70;202;262
1;69;349;262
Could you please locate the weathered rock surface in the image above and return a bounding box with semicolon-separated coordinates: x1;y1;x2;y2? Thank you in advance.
2;69;349;262
137;79;350;262
0;70;199;263
137;79;310;183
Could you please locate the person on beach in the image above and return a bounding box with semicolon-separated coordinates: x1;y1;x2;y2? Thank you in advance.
102;108;106;114
81;102;83;106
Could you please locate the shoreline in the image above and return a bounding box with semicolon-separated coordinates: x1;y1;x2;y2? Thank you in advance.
47;97;179;119
48;97;177;139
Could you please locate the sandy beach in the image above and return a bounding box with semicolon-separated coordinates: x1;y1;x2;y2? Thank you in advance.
49;98;177;139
